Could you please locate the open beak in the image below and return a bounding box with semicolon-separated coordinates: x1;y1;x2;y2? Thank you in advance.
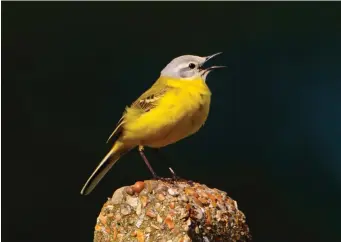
200;52;226;75
205;52;223;62
203;65;226;72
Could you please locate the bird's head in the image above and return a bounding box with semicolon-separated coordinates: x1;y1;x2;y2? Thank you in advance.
160;52;226;81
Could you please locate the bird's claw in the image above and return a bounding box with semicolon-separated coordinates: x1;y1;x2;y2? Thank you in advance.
150;168;194;186
150;168;179;183
168;168;194;186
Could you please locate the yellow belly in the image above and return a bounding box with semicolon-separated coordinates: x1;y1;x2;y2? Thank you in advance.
121;80;211;148
142;99;210;148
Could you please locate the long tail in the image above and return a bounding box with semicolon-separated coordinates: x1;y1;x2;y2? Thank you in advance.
80;141;132;195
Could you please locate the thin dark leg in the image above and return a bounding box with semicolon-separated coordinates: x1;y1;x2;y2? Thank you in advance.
152;149;182;180
138;146;158;178
153;150;193;185
152;149;176;176
139;147;193;184
168;167;180;180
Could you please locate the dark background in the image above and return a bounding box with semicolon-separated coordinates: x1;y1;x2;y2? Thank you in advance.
2;2;341;242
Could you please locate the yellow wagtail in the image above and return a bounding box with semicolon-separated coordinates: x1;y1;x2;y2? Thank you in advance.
80;53;225;195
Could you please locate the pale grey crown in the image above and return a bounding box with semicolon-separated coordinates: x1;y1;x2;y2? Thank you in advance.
160;55;206;80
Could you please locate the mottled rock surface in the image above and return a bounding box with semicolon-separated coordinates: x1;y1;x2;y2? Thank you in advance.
94;179;251;242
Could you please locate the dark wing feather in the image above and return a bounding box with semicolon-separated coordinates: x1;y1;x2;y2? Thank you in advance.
131;84;170;112
106;81;172;143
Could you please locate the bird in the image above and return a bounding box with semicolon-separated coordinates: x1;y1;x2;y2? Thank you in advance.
80;52;225;195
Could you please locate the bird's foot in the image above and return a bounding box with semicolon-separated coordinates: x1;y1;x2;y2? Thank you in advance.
150;168;194;186
168;167;195;186
168;167;180;181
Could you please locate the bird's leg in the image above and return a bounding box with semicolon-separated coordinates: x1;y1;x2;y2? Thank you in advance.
152;148;184;181
153;150;193;185
138;145;159;179
152;148;178;179
168;167;180;181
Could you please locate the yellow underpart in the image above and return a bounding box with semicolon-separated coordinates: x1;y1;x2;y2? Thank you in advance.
121;76;211;148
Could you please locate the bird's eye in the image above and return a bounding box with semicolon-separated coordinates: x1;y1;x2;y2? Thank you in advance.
188;63;196;69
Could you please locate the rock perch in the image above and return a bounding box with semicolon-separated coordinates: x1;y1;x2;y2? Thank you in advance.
94;179;251;242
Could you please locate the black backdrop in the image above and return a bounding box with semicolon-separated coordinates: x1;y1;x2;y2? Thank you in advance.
2;2;341;242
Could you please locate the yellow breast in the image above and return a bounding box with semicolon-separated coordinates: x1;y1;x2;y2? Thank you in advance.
122;77;211;148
